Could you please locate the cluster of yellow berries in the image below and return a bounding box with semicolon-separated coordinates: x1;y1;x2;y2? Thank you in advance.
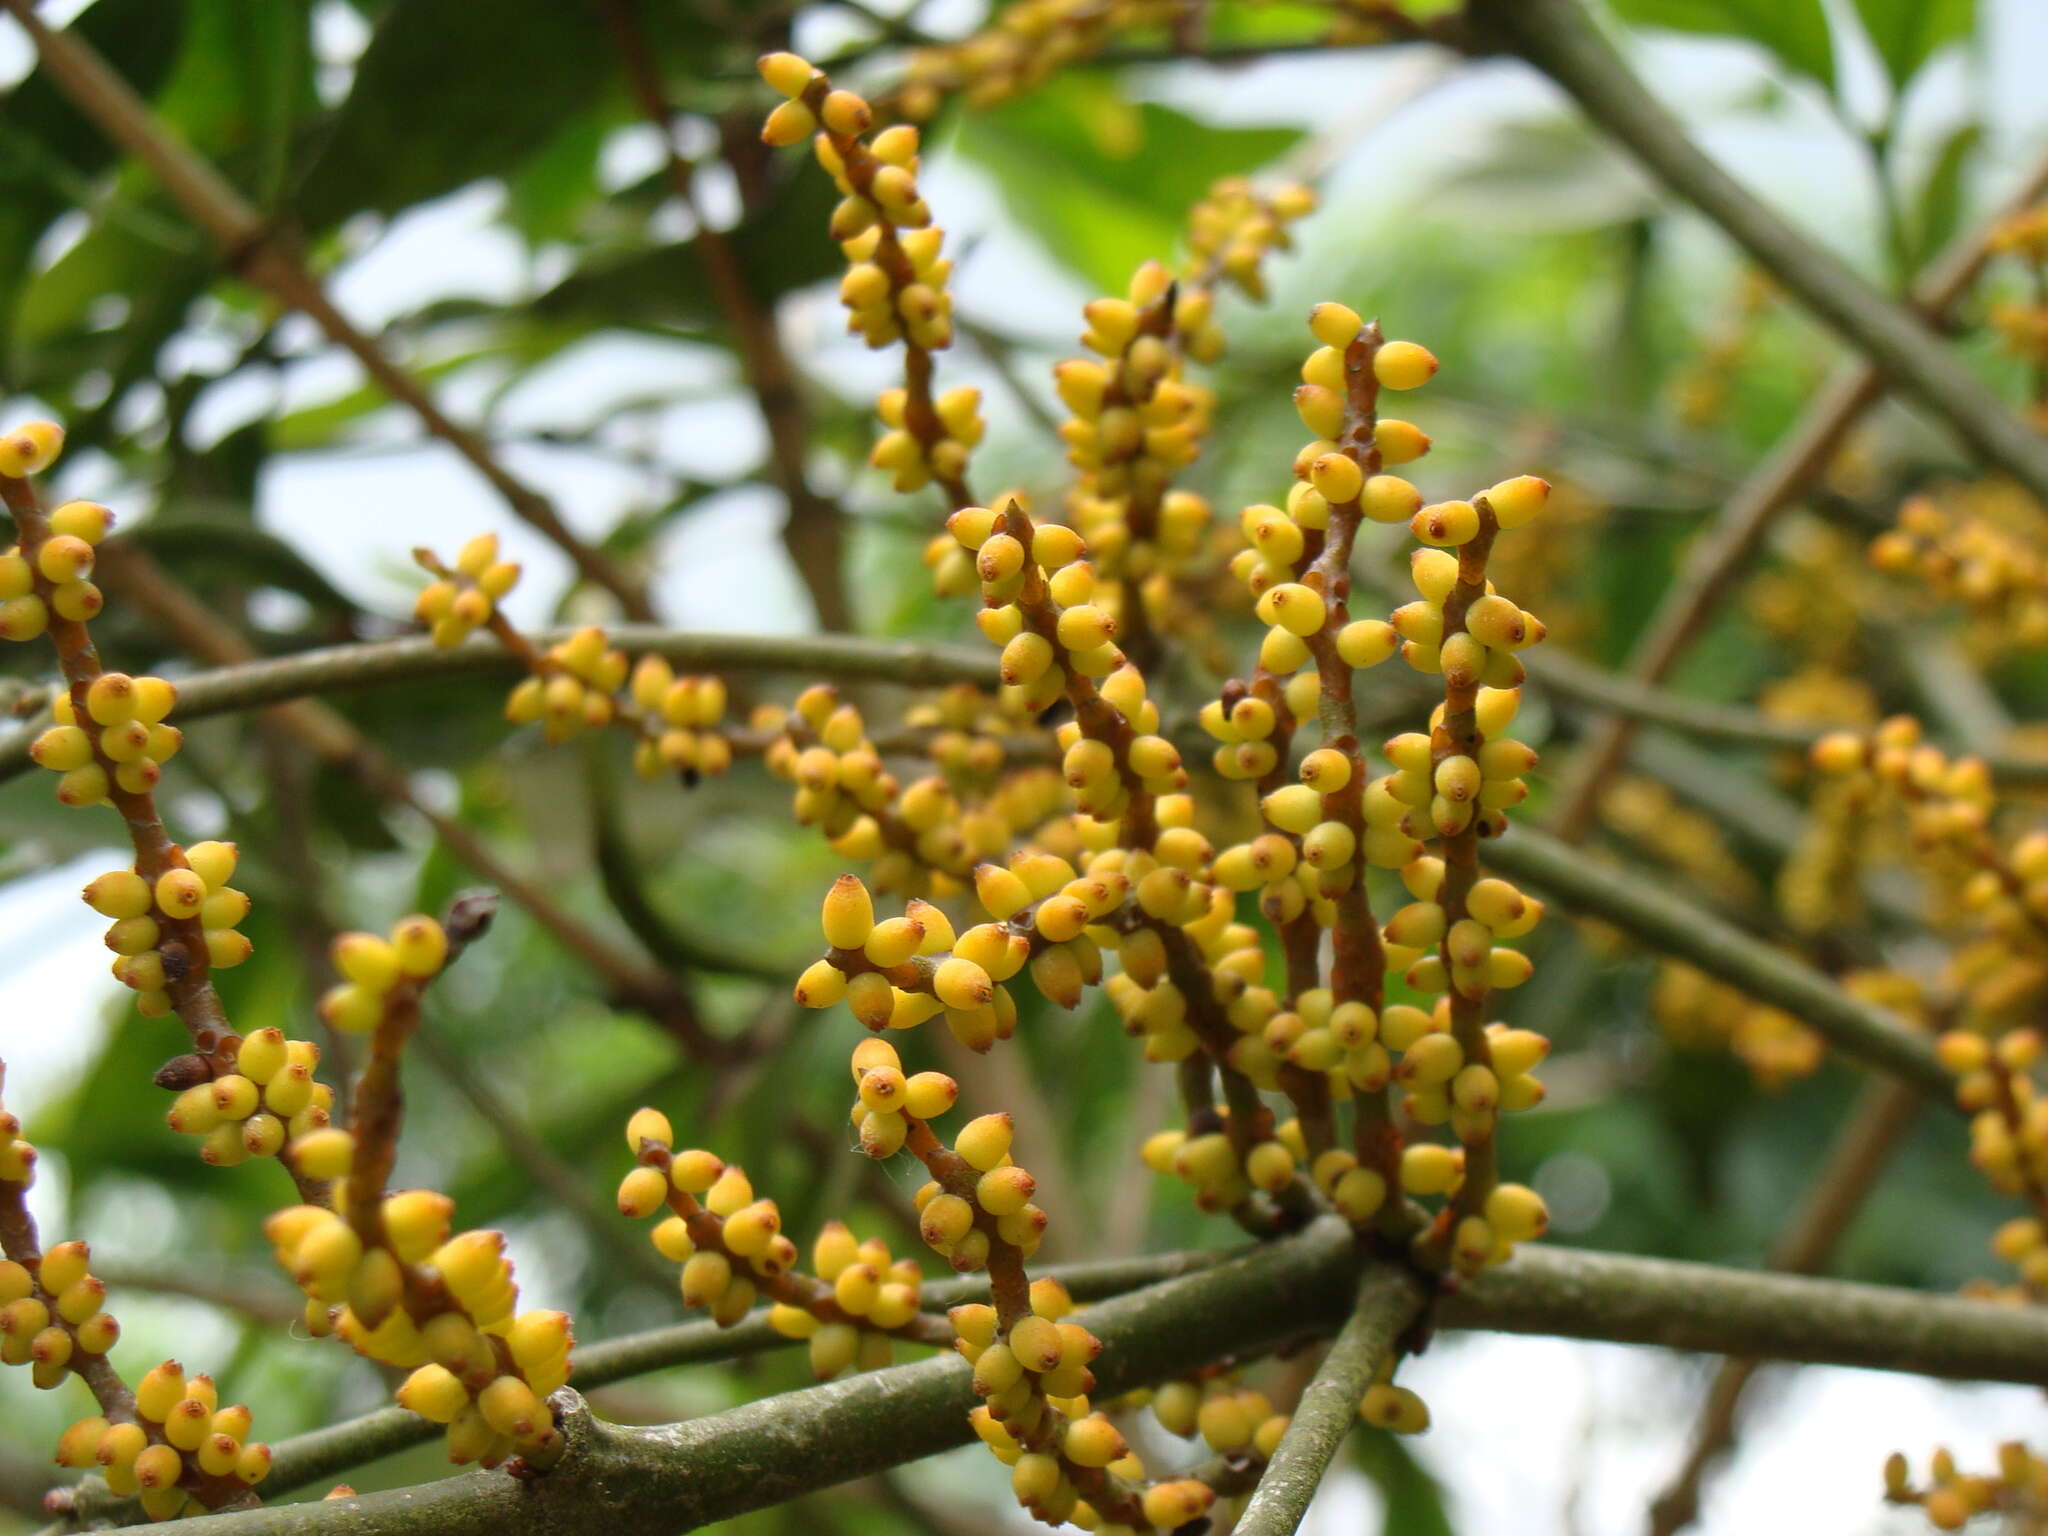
617;1106;936;1375
316;915;452;1035
1651;961;1824;1090
78;843;249;1021
0;494;110;639
28;671;182;808
761;686;1047;896
900;682;1031;781
1142;1113;1390;1220
164;1027;340;1170
413;532;520;649
1870;492;2048;650
55;1361;273;1521
1812;720;2048;1289
2;1068;269;1521
1182;176;1318;315
265;1194;569;1467
798;872;1017;1048
505;632;731;776
419;538;734;780
962;1283;1296;1533
1887;1443;2048;1531
759;54;979;502
1041;268;1214;621
914;1108;1050;1266
0;422;103;639
893;0;1177;117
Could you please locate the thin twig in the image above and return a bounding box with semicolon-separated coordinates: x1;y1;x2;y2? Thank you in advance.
90;542;716;1056
1645;1077;1926;1536
1233;1268;1427;1536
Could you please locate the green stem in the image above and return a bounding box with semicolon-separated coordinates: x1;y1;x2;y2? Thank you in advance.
1232;1268;1427;1536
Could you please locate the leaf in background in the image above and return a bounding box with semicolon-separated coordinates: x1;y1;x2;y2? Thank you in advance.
290;0;617;231
1911;119;1982;268
1851;0;1975;94
529;167;842;337
952;76;1301;292
0;0;190;363
1606;0;1835;93
1352;1426;1457;1536
149;0;317;210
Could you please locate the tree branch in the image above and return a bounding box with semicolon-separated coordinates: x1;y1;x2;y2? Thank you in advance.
1482;824;1950;1094
1467;0;2048;507
0;623;1005;782
0;0;653;619
131;1224;2048;1536
1646;1075;1924;1536
1233;1268;1427;1536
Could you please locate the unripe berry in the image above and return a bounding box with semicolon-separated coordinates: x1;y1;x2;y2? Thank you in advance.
1255;582;1327;637
1309;452;1364;504
1308;302;1363;349
1412;499;1479;547
821;875;875;949
950;1113;1012;1173
1374;341;1438;390
1484;475;1549;529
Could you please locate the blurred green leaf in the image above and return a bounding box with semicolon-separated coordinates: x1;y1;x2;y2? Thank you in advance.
1911;120;1982;267
952;76;1301;291
1607;0;1835;92
290;0;619;230
1852;0;1975;94
1352;1427;1457;1536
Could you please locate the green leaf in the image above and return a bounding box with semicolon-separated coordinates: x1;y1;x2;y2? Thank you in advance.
289;0;618;231
288;0;719;232
1852;0;1975;93
1607;0;1835;92
951;76;1302;292
1911;120;1981;268
1352;1425;1457;1536
149;0;317;209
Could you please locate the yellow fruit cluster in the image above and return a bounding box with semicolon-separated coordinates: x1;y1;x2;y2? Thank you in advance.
419;538;734;779
1651;961;1824;1090
28;672;182;808
317;915;452;1035
77;842;248;1023
57;1361;273;1521
413;531;521;649
0;490;109;638
1887;1442;2048;1531
760;54;979;506
164;1027;339;1170
1;1067;270;1521
617;1106;943;1376
892;0;1178;117
761;686;1058;898
1813;718;2048;1289
265;1195;570;1468
1870;492;2048;650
